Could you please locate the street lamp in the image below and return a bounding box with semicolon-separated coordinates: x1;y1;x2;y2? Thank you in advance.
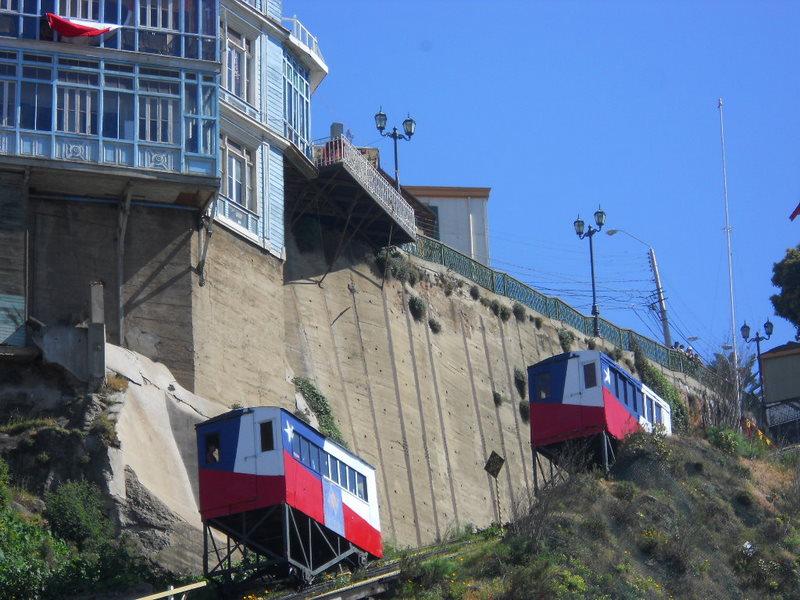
374;107;416;190
574;206;606;337
741;318;773;410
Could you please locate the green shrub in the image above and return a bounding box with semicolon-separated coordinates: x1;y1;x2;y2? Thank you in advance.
519;400;530;423
0;457;10;510
292;377;348;448
512;302;526;322
0;417;58;435
492;391;504;407
376;248;420;284
513;367;527;399
612;347;624;361
707;427;739;455
470;285;480;300
558;329;575;353
428;318;442;334
44;481;112;550
533;316;543;329
479;297;492;308
489;299;501;317
499;304;512;322
443;280;454;296
633;344;688;432
90;413;119;448
408;295;427;321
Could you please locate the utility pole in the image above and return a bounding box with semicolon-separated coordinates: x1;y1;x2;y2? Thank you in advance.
718;97;741;425
648;247;672;347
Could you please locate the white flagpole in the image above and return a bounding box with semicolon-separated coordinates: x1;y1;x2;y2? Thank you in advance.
718;98;741;426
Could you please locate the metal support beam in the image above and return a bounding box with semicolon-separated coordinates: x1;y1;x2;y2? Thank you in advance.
116;182;132;346
197;195;216;287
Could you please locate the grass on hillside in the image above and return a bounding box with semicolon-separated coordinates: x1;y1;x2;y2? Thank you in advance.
388;431;800;599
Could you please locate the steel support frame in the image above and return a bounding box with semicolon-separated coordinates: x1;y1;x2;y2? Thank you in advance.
203;504;366;587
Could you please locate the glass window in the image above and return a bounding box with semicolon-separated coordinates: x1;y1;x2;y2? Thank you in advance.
535;373;551;401
329;457;339;484
57;87;98;135
348;468;356;494
259;421;273;452
225;28;250;102
299;437;309;466
20;82;51;131
655;404;662;424
647;398;654;422
63;0;99;19
291;433;300;459
221;137;256;212
356;474;367;501
309;444;319;472
139;0;179;30
0;79;15;127
622;381;629;406
339;461;347;488
583;363;597;389
204;432;220;464
138;95;179;143
283;52;311;156
320;451;329;479
633;389;639;413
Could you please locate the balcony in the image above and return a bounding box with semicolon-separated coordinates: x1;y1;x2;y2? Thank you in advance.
281;16;327;91
313;136;416;240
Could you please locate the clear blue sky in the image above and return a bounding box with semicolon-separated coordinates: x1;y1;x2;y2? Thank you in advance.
285;0;800;361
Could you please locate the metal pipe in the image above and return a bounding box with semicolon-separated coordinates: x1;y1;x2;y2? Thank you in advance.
588;231;599;336
648;247;672;347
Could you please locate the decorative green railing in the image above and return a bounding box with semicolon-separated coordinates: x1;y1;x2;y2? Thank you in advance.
403;235;704;378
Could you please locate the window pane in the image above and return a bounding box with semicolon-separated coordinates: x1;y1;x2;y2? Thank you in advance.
300;437;309;466
320;451;329;479
260;421;273;452
583;363;596;389
329;457;339;484
339;461;347;487
205;432;220;464
357;474;367;501
348;468;356;494
536;373;551;401
291;433;300;459
309;445;319;472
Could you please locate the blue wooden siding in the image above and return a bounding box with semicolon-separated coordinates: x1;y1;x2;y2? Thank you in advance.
267;145;285;256
266;0;282;22
265;35;285;134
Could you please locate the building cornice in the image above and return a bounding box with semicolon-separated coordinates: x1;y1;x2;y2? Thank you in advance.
403;185;491;199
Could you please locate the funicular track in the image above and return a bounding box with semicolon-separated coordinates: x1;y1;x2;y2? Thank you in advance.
257;537;479;600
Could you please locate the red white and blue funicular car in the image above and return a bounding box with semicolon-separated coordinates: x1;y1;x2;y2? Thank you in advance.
527;350;672;481
196;407;382;584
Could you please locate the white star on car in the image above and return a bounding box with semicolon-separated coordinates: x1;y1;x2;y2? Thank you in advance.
603;367;611;385
284;422;294;442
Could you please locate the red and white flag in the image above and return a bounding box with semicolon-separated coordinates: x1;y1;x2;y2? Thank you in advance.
46;13;121;37
791;201;800;222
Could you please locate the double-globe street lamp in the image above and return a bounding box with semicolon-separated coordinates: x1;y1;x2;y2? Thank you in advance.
741;318;774;410
573;207;607;337
374;108;416;191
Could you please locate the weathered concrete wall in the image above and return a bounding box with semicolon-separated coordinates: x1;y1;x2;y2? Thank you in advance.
0;173;26;344
192;225;292;408
28;198;197;388
282;234;714;548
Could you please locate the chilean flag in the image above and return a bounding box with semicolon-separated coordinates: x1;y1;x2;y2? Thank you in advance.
46;13;121;37
790;201;800;222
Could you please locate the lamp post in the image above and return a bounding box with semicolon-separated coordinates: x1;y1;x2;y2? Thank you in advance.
574;207;606;337
741;318;773;410
606;228;672;347
374;108;416;191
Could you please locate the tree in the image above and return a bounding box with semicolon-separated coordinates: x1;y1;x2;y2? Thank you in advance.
704;351;759;427
771;244;800;339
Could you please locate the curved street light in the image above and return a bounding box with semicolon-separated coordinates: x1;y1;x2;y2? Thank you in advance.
574;207;606;337
374;107;416;190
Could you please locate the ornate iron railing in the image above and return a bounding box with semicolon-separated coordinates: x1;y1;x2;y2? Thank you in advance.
404;234;705;378
283;17;325;63
313;136;416;238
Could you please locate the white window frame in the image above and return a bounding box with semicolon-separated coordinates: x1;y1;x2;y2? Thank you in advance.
0;79;14;127
221;135;256;213
224;28;252;103
57;86;97;135
63;0;98;20
139;95;178;144
139;0;179;30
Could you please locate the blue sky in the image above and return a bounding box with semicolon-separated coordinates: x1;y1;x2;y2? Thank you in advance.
285;0;800;361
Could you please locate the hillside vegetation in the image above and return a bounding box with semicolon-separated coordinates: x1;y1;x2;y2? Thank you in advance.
389;431;800;599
